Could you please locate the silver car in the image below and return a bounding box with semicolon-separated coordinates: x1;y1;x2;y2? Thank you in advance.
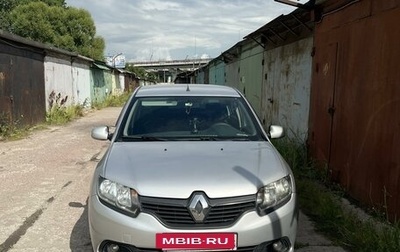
89;84;297;252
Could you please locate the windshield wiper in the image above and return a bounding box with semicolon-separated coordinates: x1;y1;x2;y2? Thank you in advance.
214;136;251;141
168;135;251;141
120;135;167;141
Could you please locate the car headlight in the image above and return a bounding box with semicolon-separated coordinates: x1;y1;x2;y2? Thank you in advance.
256;176;292;216
98;177;140;217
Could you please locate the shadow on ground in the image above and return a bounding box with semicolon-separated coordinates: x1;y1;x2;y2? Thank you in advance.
69;199;93;252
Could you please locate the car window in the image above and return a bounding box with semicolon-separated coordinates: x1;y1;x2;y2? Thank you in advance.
121;96;263;141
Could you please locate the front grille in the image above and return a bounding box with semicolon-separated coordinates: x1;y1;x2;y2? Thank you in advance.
100;240;289;252
140;194;256;228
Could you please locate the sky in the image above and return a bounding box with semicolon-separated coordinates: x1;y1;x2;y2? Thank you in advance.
65;0;302;63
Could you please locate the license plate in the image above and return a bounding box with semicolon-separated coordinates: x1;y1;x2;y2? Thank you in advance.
156;233;237;251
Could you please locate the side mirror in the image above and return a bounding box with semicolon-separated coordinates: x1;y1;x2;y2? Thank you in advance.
91;126;112;141
269;125;284;139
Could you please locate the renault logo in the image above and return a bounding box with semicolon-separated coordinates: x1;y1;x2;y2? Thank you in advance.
188;193;210;223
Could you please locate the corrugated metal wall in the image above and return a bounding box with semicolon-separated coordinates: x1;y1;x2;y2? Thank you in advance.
309;0;400;221
262;37;313;140
0;42;45;128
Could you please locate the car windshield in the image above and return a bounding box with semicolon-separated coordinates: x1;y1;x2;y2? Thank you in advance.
119;96;264;141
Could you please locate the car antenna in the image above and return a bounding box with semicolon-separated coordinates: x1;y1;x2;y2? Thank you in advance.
186;84;190;92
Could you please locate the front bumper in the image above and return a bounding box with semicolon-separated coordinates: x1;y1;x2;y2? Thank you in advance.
89;193;297;252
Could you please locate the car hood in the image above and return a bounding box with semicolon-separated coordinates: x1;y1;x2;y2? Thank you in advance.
101;141;290;198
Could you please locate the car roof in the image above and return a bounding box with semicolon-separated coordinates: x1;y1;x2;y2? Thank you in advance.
135;84;241;97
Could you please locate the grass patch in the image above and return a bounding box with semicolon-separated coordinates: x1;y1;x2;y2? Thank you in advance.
45;91;85;125
92;92;131;109
273;138;400;252
46;104;84;125
0;113;28;141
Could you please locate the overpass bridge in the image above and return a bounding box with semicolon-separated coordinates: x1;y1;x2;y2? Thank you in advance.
129;58;211;83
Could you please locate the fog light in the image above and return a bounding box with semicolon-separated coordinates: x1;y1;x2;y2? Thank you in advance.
107;244;120;252
272;240;289;252
272;241;283;251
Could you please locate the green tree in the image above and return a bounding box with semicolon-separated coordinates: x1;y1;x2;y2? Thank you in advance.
62;7;105;60
0;0;18;30
0;0;65;24
16;0;66;7
7;2;56;42
1;0;104;60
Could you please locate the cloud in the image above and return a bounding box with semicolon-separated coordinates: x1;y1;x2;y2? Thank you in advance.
65;0;295;61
